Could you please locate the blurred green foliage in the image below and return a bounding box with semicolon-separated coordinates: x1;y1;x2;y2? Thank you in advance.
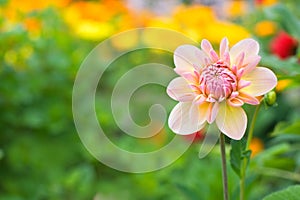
0;7;96;200
263;185;300;200
0;1;300;200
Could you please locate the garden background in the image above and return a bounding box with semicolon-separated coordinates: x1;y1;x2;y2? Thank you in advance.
1;0;300;199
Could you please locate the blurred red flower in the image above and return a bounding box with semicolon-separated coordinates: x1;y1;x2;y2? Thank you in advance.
270;31;298;59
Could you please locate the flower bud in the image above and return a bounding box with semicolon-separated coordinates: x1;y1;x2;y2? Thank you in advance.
265;91;277;106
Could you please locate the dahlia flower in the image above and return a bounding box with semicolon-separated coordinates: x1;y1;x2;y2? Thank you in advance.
167;38;277;140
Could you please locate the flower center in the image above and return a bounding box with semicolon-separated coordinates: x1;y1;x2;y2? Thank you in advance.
199;61;237;102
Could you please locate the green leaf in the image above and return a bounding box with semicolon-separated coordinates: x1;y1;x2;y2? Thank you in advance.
253;143;295;170
265;4;300;38
230;140;242;177
263;185;300;200
270;134;300;144
271;121;300;136
230;139;250;178
242;150;252;167
0;149;3;160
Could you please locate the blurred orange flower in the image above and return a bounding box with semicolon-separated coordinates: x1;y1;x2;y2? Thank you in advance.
63;0;133;41
1;0;70;35
254;20;277;37
276;79;292;92
249;137;264;157
225;0;248;18
23;18;41;34
5;0;70;13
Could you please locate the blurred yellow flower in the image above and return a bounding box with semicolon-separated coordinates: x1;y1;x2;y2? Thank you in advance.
110;29;139;51
2;0;251;44
249;137;264;157
75;20;114;41
141;27;197;51
64;0;250;43
145;5;250;44
183;28;203;42
147;17;180;30
63;0;132;41
254;20;277;37
205;22;250;44
276;79;292;92
225;0;248;18
173;5;215;28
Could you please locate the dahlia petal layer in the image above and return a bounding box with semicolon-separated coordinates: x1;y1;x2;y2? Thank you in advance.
167;77;194;102
216;103;247;140
168;102;205;135
241;67;277;96
174;45;207;76
230;39;259;65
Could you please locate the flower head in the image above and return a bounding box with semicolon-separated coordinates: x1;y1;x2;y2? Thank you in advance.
167;38;277;140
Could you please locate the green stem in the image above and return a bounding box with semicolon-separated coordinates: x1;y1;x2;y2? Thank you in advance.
220;133;229;200
240;178;245;200
240;104;262;200
246;104;262;150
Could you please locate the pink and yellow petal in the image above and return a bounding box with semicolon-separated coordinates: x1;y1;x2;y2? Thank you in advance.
219;37;229;60
238;92;260;105
241;67;277;96
190;102;208;126
230;39;259;66
201;39;214;55
167;77;195;102
168;102;205;135
227;98;244;107
206;102;219;123
242;55;261;74
216;103;247;140
174;45;208;76
201;39;219;62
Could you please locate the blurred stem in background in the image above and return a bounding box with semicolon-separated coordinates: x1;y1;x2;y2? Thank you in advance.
255;167;300;182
